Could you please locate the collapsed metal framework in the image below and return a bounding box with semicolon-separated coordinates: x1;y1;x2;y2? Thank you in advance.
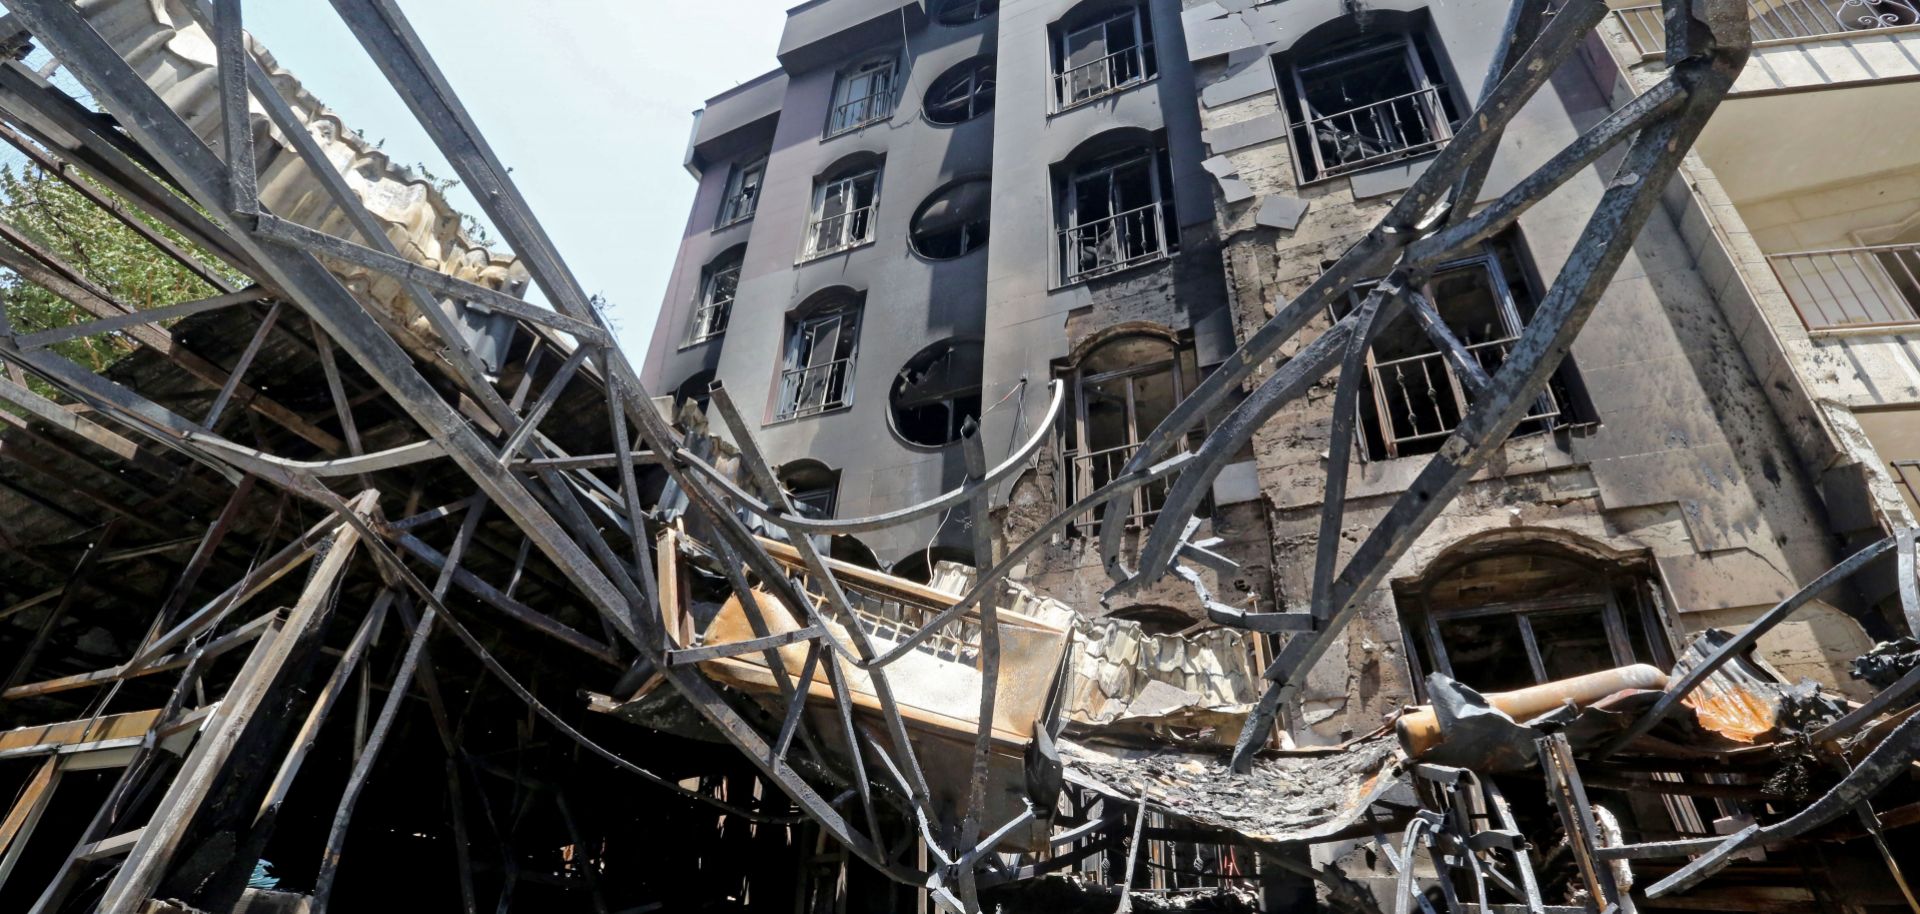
9;0;1906;910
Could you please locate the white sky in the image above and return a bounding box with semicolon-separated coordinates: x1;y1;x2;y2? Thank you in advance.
243;1;797;356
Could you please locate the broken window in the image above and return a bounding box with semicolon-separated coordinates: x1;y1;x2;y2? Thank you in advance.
910;180;991;260
1052;4;1157;111
1334;239;1583;460
1397;548;1671;696
778;459;840;518
1060;333;1202;530
935;0;998;24
687;249;741;344
805;166;880;259
1280;30;1458;182
825;55;899;137
715;156;765;228
1056;145;1176;284
776;300;860;420
924;57;996;125
890;340;983;446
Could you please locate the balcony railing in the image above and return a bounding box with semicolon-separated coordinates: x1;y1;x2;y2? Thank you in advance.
687;297;731;344
1298;85;1454;181
825;86;895;137
775;358;854;420
1368;334;1559;458
1053;47;1150;112
716;187;758;228
804;205;875;259
1058;202;1168;284
1768;242;1920;330
1064;440;1170;529
1613;0;1920;55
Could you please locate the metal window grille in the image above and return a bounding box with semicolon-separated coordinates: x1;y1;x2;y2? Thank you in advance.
716;159;764;228
826;59;898;137
805;170;879;258
1768;243;1920;330
1612;0;1920;55
1052;8;1154;112
687;259;738;344
776;309;859;420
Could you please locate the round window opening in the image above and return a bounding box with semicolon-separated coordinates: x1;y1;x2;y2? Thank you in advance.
890;340;983;447
909;180;990;260
923;57;995;125
935;0;998;25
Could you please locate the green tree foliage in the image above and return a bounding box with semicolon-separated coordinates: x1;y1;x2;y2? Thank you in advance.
0;163;232;376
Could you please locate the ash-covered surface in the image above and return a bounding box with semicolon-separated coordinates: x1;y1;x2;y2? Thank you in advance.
985;875;1262;913
1060;734;1403;846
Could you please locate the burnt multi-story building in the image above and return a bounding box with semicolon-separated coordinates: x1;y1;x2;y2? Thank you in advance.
648;0;1916;723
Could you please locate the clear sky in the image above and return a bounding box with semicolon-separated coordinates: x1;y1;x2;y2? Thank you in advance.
241;1;797;357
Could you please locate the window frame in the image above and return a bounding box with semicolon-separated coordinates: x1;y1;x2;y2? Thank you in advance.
1335;243;1566;460
934;0;998;25
1057;334;1201;531
715;156;766;229
685;251;741;346
1051;5;1158;113
923;57;997;126
1054;146;1175;285
774;303;862;422
1281;30;1456;184
825;54;901;138
803;166;882;261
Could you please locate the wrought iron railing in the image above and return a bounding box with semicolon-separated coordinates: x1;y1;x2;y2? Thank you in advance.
1053;47;1151;111
1065;440;1170;529
826;84;896;136
804;205;876;259
1367;334;1560;458
1613;0;1920;55
1298;85;1454;180
1768;242;1920;330
775;357;854;420
1058;202;1168;284
716;187;758;228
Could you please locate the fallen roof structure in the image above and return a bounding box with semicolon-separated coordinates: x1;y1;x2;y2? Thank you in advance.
0;0;1918;913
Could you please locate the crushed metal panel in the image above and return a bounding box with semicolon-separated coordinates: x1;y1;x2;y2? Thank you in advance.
1058;734;1402;846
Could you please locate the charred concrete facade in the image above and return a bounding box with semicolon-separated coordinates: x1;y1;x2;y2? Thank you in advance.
648;0;1913;746
645;0;1271;628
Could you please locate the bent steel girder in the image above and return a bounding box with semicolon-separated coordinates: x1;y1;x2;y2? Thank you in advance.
0;0;1756;909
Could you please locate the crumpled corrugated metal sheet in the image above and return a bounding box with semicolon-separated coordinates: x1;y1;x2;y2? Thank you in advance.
1058;734;1402;847
1059;617;1261;744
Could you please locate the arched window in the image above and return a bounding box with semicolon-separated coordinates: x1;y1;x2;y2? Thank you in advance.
1059;332;1200;529
826;54;900;137
1278;17;1460;182
805;160;881;259
909;180;991;259
924;57;996;125
1055;137;1176;284
935;0;998;25
778;459;840;519
776;294;862;420
1396;543;1670;696
1050;1;1157;112
890;340;983;446
687;248;742;343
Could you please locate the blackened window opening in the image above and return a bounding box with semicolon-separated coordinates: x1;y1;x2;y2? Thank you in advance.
827;56;899;137
1332;240;1583;460
1058;147;1176;284
806;168;879;258
777;304;860;420
1053;5;1157;111
779;461;841;519
1060;335;1204;532
910;180;991;259
717;157;765;228
688;251;741;343
936;0;998;24
1281;31;1458;183
925;58;997;125
892;341;983;446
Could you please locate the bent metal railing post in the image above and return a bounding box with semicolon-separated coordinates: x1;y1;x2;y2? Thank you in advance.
0;0;1762;909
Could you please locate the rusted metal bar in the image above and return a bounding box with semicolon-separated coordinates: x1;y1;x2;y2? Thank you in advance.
1537;733;1618;912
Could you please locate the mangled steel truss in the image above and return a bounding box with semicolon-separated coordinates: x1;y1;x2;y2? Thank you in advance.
4;0;1919;911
